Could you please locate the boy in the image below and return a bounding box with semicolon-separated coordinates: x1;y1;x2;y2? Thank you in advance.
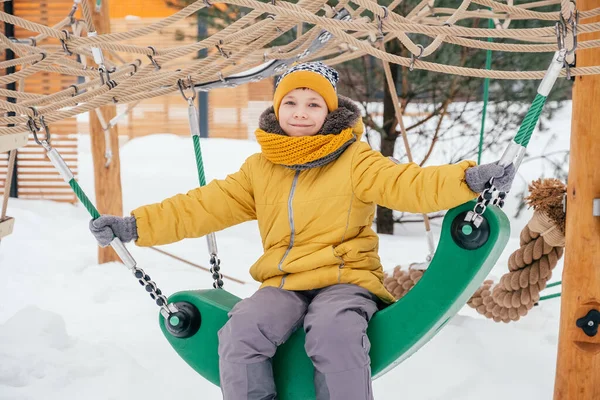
90;62;514;399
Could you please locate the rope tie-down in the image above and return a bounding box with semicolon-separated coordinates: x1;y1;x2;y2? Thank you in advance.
384;178;567;323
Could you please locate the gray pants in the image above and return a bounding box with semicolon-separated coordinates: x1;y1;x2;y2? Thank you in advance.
217;284;379;400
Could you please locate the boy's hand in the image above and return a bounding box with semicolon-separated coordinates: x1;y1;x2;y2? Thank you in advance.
89;215;138;247
465;162;516;193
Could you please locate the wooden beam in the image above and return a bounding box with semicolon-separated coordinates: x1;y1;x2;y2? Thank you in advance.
87;0;123;264
0;132;28;153
553;1;600;398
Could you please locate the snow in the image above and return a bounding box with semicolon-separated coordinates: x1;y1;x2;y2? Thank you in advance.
0;102;572;399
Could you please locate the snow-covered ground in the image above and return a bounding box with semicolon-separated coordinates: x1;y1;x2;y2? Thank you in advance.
0;102;572;399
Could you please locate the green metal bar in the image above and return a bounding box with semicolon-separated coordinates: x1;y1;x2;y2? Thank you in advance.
192;135;207;187
546;280;562;288
69;178;100;219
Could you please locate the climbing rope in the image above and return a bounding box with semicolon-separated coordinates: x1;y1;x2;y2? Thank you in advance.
0;0;599;139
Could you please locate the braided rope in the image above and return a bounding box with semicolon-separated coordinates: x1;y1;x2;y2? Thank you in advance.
383;216;565;323
468;217;564;323
384;179;567;324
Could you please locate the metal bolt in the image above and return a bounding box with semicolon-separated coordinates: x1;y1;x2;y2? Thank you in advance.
589;321;595;327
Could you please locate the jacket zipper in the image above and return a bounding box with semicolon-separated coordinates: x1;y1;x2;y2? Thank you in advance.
278;170;301;288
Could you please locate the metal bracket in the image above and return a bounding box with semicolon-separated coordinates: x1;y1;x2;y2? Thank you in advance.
593;198;600;217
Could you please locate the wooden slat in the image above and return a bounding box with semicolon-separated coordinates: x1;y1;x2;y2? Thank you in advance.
0;132;29;152
0;217;15;239
1;0;79;204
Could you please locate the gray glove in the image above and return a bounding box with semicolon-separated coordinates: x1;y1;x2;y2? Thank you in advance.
465;162;516;193
89;215;138;247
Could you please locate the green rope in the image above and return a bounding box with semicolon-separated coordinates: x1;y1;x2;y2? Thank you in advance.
192;135;207;187
69;179;100;219
538;281;562;301
478;17;494;165
539;292;561;301
514;94;547;147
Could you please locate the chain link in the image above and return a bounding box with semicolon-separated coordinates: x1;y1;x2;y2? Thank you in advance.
132;266;170;308
210;255;224;289
465;180;506;228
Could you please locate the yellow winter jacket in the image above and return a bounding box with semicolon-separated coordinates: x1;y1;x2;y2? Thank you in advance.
132;98;478;303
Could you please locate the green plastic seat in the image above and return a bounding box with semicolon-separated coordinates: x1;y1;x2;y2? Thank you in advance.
160;201;510;399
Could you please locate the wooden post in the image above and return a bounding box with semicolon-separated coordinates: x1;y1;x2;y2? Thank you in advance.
553;1;600;398
87;0;123;264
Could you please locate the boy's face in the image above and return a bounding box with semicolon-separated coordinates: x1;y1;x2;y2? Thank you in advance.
278;88;328;137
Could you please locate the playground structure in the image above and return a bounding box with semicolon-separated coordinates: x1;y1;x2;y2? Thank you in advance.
0;0;599;398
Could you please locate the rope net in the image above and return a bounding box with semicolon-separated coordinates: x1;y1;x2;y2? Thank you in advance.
0;0;599;137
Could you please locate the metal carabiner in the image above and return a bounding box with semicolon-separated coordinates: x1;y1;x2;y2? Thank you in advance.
60;30;72;56
178;75;197;103
555;17;567;53
27;109;51;148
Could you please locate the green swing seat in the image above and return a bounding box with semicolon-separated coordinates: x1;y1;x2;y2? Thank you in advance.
159;200;510;400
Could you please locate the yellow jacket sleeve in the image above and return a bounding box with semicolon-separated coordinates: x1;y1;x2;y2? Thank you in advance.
351;142;478;213
132;156;256;247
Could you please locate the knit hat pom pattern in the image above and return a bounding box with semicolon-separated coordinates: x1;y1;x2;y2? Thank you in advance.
275;62;339;89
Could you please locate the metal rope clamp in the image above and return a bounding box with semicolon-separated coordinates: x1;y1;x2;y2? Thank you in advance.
409;44;424;72
27;108;51;150
147;46;161;70
376;6;389;42
178;75;197;106
216;41;230;59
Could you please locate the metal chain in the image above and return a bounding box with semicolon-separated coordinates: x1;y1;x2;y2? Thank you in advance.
27;101;175;317
466;183;506;228
210;255;224;289
132;266;170;308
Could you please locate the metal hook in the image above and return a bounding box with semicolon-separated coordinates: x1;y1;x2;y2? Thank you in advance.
98;65;112;86
60;30;72;56
68;84;79;96
27;110;51;148
376;6;389;41
147;46;161;70
32;52;46;65
178;75;197;103
409;44;424;72
216;42;230;59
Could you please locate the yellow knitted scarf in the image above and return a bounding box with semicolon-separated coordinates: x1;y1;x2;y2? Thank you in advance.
255;127;355;167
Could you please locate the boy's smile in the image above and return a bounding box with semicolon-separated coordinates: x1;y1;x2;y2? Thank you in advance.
278;88;328;137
